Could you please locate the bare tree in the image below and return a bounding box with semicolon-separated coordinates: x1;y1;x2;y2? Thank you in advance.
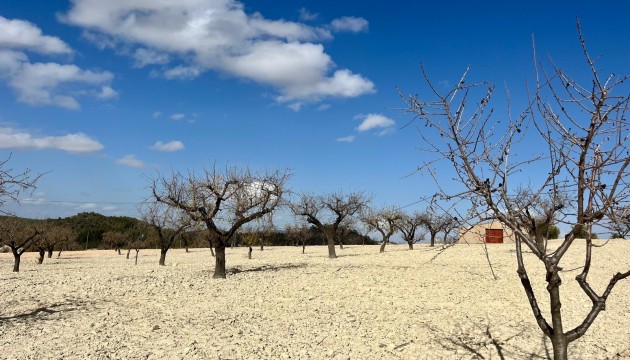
440;214;459;245
361;206;401;253
257;215;275;251
103;231;127;255
55;226;78;257
285;223;309;254
418;210;451;247
0;154;42;215
127;231;148;266
291;191;369;259
0;217;40;272
151;166;290;278
396;212;425;250
140;200;190;266
400;21;630;359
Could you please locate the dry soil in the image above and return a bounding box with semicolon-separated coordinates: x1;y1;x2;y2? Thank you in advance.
1;241;629;359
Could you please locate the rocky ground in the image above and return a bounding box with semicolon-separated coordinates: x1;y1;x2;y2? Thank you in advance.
1;241;629;359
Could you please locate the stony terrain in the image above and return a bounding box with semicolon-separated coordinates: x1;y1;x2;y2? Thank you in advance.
1;241;629;359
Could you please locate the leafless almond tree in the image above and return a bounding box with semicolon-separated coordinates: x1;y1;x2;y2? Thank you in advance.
0;154;42;215
400;20;630;359
291;191;369;259
103;231;127;255
0;217;40;272
140;200;191;266
285;223;309;254
361;206;401;253
396;212;425;250
418;210;452;247
151;166;290;278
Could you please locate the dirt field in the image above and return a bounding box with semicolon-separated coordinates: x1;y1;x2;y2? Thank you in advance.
1;241;629;359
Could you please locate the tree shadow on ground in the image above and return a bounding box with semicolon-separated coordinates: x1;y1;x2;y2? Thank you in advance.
227;263;307;275
424;321;551;360
0;300;88;324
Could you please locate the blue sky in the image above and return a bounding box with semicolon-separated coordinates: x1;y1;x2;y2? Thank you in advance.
0;0;628;225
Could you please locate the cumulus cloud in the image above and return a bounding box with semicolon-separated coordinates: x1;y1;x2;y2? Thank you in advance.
336;135;355;143
298;8;319;21
356;113;395;132
170;113;185;121
0;16;72;54
133;48;170;68
164;65;201;80
97;85;118;99
330;16;369;33
116;154;145;168
62;0;374;104
152;111;162;119
151;140;184;152
0;17;116;109
0;127;104;153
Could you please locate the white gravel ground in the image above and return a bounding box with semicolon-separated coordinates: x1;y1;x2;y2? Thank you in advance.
1;241;629;359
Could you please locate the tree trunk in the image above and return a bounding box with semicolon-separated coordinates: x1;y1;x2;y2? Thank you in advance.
210;246;215;257
135;249;140;265
57;249;62;258
117;247;122;255
549;273;568;360
339;241;344;250
302;242;305;254
379;241;386;253
326;234;337;259
214;243;227;278
47;246;54;258
159;248;167;266
248;246;252;259
38;249;45;264
408;242;414;250
430;233;436;247
185;245;189;253
126;248;131;259
12;250;21;272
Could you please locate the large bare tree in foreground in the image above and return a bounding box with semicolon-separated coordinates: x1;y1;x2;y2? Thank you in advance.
291;192;369;259
400;21;630;359
152;166;290;278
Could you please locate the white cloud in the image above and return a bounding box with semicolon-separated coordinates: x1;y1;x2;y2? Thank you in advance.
2;58;114;109
164;65;201;80
330;16;369;33
287;102;303;112
151;140;184;152
133;48;170;68
356;113;395;132
116;154;145;168
0;16;72;54
78;203;97;210
62;0;374;104
317;103;331;111
170;113;185;121
0;17;116;109
152;111;162;119
336;135;355;143
0;127;104;153
102;205;117;212
97;85;118;99
299;8;319;21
